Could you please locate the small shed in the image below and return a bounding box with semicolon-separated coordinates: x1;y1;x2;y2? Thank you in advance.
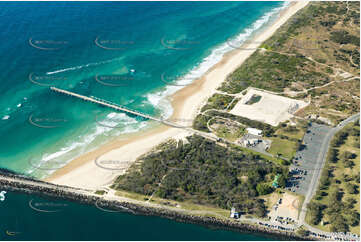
230;207;240;219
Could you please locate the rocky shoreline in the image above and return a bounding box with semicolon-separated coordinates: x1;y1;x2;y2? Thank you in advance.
0;171;311;241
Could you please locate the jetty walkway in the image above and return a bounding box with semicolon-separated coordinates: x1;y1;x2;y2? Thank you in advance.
50;87;181;128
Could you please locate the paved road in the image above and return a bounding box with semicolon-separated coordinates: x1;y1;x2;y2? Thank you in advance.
287;123;332;195
1;111;359;240
298;113;360;225
188;112;360;240
238;215;358;241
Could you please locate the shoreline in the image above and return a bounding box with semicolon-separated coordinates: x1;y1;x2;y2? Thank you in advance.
46;1;309;190
1;172;310;241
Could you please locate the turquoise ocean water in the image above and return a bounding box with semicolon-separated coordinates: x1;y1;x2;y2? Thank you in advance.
0;2;291;240
0;1;287;178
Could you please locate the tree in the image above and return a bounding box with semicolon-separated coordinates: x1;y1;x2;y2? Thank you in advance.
277;174;287;188
329;187;342;202
307;201;323;225
193;115;210;132
326;201;342;216
345;197;357;209
115;134;285;216
330;215;348;232
349;127;360;137
256;183;273;195
296;227;309;237
339;151;356;160
331;130;349;147
353;137;360;148
331;30;360;46
253;200;267;217
354;119;360;127
343;159;355;168
354;172;360;182
345;183;356;194
320;168;331;188
347;211;360;227
143;184;154;195
315;190;327;200
328;148;338;163
342;174;352;182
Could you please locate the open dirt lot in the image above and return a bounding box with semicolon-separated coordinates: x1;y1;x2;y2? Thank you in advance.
268;192;300;222
278;193;300;221
230;88;308;126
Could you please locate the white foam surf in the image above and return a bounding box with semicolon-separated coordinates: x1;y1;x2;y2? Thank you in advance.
35;3;290;176
46;57;123;75
144;2;289;120
28;110;149;178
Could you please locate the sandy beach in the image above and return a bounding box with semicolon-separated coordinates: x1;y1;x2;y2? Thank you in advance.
47;1;309;190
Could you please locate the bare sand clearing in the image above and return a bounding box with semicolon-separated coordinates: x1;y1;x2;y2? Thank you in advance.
230;88;308;126
47;1;309;190
277;193;300;221
268;192;300;221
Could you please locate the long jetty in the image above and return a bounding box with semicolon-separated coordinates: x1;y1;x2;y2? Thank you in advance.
50;87;181;128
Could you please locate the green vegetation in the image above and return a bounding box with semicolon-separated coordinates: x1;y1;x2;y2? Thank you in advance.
194;116;302;162
306;120;360;234
95;190;106;195
298;77;360;124
193;114;211;133
218;51;322;93
330;30;360;46
200;94;234;112
296;226;309;237
220;1;360;94
268;137;298;160
217;1;359;125
107;2;358;230
256;183;274;195
268;1;359;73
193;110;275;137
229;144;288;166
114;190;230;219
113;135;289;217
210;120;245;141
275;121;307;141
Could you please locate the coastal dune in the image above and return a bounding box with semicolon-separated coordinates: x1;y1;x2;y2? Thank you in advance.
47;1;309;190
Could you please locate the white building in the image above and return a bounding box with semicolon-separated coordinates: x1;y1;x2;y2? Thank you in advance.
230;207;240;219
246;127;263;136
244;138;260;147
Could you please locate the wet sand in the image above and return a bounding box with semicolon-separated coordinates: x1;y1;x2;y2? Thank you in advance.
47;1;309;190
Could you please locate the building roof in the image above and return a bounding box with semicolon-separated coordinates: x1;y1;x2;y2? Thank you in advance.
246;127;263;136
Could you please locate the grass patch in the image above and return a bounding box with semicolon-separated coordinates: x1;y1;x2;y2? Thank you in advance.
115;190;149;201
211;121;246;142
95;190;106;195
268;137;298;160
115;190;230;219
229;144;289;166
200;94;234;112
275;123;307;141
